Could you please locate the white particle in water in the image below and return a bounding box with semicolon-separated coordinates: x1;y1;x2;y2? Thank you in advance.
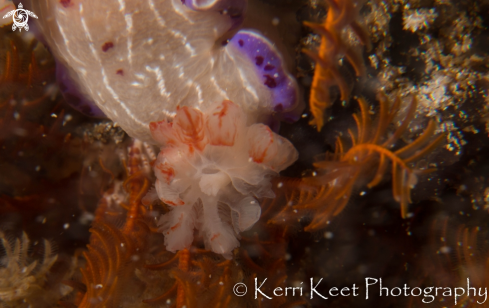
324;232;333;239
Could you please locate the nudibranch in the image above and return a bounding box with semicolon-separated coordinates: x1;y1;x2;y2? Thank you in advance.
30;0;300;142
0;0;16;27
143;100;298;258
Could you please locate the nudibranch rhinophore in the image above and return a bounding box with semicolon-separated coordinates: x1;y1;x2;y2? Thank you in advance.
143;100;298;258
31;0;300;142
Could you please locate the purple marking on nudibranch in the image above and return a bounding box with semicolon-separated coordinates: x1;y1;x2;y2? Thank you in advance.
102;42;114;52
229;30;299;115
56;63;106;118
274;104;283;112
60;0;71;8
116;69;124;76
263;75;276;88
255;56;264;66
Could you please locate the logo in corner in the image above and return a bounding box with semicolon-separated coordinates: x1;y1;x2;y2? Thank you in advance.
2;2;37;32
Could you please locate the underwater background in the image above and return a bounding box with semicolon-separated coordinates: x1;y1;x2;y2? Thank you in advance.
1;0;489;307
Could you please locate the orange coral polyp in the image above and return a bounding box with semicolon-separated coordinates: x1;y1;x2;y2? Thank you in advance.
147;100;298;258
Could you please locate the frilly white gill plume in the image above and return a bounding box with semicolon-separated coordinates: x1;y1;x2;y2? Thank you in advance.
144;100;298;258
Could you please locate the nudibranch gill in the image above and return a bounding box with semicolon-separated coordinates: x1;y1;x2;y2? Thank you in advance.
143;100;298;259
31;0;300;142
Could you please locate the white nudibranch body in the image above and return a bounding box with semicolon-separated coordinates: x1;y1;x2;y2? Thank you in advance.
143;100;298;258
31;0;300;143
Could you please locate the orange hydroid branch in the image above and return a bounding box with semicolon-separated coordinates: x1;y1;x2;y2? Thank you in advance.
304;0;371;131
270;93;445;231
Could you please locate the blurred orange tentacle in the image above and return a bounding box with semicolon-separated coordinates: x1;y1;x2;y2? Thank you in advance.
270;94;445;231
305;0;370;130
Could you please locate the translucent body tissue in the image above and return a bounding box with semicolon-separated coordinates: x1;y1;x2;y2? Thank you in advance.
144;100;298;258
